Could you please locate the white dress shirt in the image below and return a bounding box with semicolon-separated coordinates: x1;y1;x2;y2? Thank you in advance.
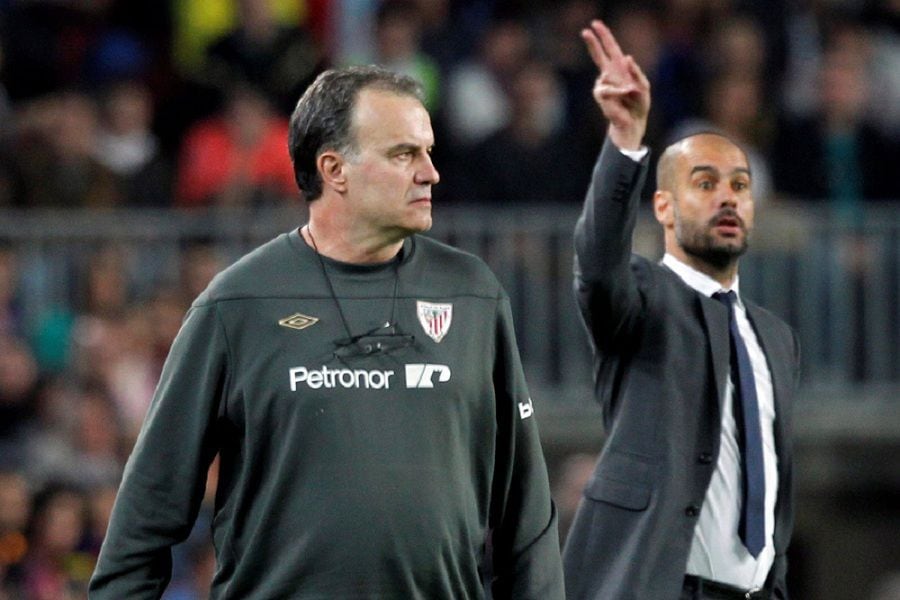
662;253;778;589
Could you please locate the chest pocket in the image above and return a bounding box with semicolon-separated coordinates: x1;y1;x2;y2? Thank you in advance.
584;450;657;511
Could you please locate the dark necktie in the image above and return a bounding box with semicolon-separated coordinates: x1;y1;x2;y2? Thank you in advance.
713;290;766;558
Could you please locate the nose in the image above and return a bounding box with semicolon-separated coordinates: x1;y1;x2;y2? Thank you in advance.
718;186;737;208
415;153;440;186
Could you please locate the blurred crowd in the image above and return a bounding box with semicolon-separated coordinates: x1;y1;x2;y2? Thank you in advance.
1;237;223;599
1;0;899;210
1;0;900;597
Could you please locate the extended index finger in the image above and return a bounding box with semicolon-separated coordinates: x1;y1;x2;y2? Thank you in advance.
581;25;608;70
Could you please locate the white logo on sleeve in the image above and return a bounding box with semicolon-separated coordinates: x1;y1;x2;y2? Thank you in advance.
405;364;451;388
518;397;534;420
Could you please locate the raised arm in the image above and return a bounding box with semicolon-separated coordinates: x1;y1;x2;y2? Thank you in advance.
574;20;653;350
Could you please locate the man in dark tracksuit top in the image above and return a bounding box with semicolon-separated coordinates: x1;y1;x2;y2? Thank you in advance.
562;21;799;600
89;66;564;599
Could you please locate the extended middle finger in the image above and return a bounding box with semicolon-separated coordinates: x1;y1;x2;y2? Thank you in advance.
591;20;625;62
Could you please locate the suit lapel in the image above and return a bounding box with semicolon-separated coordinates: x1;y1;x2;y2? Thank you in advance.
659;261;731;412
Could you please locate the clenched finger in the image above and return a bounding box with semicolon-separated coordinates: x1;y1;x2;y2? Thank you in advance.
626;56;651;92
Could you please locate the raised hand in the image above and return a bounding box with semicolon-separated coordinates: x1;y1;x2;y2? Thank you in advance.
581;19;650;151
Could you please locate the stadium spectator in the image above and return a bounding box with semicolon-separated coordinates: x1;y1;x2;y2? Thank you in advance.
772;22;900;208
95;303;159;441
779;1;833;120
21;484;92;600
540;0;608;140
0;335;41;471
648;0;708;137
69;285;185;444
442;16;532;148
80;244;132;318
371;0;441;111
175;83;296;207
178;242;226;304
26;385;124;491
464;60;593;205
414;0;476;77
0;31;12;143
0;244;24;339
0;2;116;99
144;288;189;373
96;80;172;207
203;0;324;115
0;469;31;598
8;91;122;208
866;0;900;136
83;483;117;558
68;388;125;487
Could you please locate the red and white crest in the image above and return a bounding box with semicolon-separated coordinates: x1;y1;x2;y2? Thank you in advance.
416;300;453;343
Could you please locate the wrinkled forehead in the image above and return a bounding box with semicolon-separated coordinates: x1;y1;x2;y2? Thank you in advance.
678;133;750;173
351;88;433;146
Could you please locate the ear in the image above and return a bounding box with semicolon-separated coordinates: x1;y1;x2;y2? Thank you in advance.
653;190;675;227
317;150;348;194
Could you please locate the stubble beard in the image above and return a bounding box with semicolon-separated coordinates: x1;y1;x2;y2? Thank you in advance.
674;210;748;272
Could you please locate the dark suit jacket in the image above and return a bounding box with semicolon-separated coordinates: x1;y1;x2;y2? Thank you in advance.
562;140;801;600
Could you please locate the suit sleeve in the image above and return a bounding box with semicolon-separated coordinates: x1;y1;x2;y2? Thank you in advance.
573;138;651;351
488;293;564;600
89;303;228;599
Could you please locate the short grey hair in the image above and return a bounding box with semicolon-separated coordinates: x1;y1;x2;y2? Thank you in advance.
287;65;424;201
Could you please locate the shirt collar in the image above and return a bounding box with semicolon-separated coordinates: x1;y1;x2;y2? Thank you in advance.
661;253;743;307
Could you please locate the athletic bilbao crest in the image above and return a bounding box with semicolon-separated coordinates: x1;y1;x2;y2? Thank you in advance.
416;301;452;343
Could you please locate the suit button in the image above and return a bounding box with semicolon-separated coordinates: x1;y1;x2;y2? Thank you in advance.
698;452;713;464
685;505;700;517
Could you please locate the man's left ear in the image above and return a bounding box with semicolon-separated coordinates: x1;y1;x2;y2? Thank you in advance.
317;151;348;193
653;190;674;227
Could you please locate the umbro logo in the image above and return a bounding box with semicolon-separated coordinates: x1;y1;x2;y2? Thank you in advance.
278;313;319;330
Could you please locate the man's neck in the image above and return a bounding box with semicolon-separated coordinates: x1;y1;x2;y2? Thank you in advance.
302;221;404;264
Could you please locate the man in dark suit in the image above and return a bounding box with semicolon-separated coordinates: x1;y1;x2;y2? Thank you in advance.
562;20;800;600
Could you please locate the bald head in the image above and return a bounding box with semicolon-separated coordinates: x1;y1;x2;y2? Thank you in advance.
656;132;750;192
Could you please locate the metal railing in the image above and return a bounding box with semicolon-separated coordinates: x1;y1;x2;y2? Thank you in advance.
3;202;900;406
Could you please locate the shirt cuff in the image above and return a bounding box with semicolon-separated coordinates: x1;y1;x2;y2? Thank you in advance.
619;146;649;162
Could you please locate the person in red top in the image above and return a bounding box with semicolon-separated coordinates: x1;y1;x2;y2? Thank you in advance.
175;83;297;207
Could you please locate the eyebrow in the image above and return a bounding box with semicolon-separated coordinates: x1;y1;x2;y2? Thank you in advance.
690;165;752;177
390;143;418;152
387;142;433;155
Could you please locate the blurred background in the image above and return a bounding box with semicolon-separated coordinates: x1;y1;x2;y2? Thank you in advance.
0;0;898;598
